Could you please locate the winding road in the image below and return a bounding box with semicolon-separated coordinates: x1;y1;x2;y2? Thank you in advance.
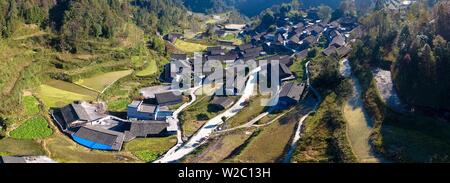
154;67;261;163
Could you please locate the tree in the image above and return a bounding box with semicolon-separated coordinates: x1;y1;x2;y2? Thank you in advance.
317;5;332;22
340;0;356;16
330;9;344;22
291;0;302;10
434;1;450;41
398;25;412;50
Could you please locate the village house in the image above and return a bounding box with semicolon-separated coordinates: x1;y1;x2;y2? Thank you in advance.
56;101;108;132
155;91;183;106
124;120;170;141
161;53;192;83
71;126;125;151
223;24;246;32
276;82;307;108
209;96;235;111
127;100;173;121
164;33;184;43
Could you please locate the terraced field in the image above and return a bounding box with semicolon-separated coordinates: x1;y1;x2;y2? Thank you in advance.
173;39;208;53
136;59;158;77
75;70;133;92
36;84;96;108
10;116;53;140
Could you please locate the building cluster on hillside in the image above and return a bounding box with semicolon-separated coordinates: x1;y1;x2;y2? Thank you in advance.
51;85;184;151
161;8;362;113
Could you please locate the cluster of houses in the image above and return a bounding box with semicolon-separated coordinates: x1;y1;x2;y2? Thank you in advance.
160;8;363;111
51;85;184;151
243;8;362;60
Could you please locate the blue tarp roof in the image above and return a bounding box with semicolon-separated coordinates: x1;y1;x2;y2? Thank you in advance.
71;134;113;151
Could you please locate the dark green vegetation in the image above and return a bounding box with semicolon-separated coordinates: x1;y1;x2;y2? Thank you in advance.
292;94;357;163
183;0;345;16
10;116;52;139
0;0;189;161
124;136;177;162
392;2;450;111
349;1;450;162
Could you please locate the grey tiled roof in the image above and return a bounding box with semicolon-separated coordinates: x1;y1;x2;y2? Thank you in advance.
210;97;234;109
127;120;169;139
155;92;182;105
74;126;124;151
0;156;26;163
279;82;306;101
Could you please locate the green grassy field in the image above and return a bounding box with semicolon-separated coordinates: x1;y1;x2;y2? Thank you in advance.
75;70;133;92
290;58;307;82
0;138;46;156
180;95;216;138
231;109;300;163
124;136;177;162
22;96;40;115
227;95;269;128
174;39;208;53
46;134;138;163
136;59;157;77
46;80;99;97
292;94;356;163
37;84;95;108
184;129;256;163
10;116;53;139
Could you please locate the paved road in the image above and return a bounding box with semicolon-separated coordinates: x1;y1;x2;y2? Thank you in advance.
162;84;203;157
154;67;261;163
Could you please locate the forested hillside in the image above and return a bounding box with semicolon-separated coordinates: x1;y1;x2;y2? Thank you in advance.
183;0;348;16
0;0;189;52
392;1;450;110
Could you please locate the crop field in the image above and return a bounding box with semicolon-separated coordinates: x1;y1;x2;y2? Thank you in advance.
75;70;133;92
37;84;95;108
46;80;99;97
0;138;46;156
226;95;269;128
180;95;217;138
124;136;177;162
22;96;40;115
45;134;138;163
231;109;300;163
10;116;53;139
184;129;256;163
136;59;158;77
174;39;208;53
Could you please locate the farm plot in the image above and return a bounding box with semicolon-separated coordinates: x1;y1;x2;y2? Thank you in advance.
173;39;208;53
45;134;138;163
231;109;302;163
75;70;133;92
22;96;40;115
10;116;52;139
124;136;177;162
37;84;95;108
0;138;46;156
136;59;158;77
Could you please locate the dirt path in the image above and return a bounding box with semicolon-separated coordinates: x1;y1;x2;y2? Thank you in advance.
343;76;382;163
